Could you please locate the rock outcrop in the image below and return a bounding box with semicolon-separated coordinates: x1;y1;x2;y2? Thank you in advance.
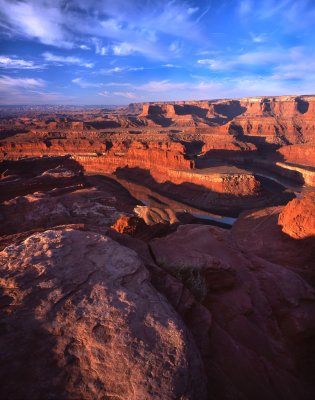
0;228;207;400
279;192;315;239
231;196;315;279
150;206;315;399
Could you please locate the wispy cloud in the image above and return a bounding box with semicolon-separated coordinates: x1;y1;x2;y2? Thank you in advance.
0;0;72;48
102;82;134;87
197;46;309;74
0;88;74;105
187;7;199;15
92;38;108;56
97;90;140;99
0;74;58;104
42;52;94;68
0;56;43;69
79;44;91;50
0;0;208;59
1;1;315;104
0;75;45;88
250;32;268;43
99;66;145;74
112;42;137;56
238;0;315;31
162;63;181;68
71;78;102;88
169;41;184;57
194;4;211;23
72;77;138;89
257;0;291;19
98;91;110;97
112;91;137;98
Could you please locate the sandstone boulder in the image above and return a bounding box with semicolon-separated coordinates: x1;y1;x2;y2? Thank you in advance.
0;228;207;400
134;206;178;225
278;192;315;239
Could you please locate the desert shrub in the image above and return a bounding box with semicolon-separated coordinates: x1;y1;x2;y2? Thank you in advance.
173;266;208;302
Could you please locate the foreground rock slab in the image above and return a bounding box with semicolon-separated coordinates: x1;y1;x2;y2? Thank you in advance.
0;228;207;400
150;221;315;400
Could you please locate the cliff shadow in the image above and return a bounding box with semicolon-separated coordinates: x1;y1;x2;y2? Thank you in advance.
0;155;83;178
296;97;309;114
146;115;174;127
0;156;85;202
88;121;121;129
172;101;247;126
84;174;140;210
177;140;205;159
226;124;306;187
174;104;208;118
229;123;284;156
195;149;259;168
115;166;294;217
0;128;29;139
212;101;247;121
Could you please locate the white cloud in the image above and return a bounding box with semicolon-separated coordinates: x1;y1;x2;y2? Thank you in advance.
79;44;91;50
197;58;230;70
197;46;309;73
72;78;102;88
237;50;283;65
99;66;144;74
169;41;183;56
0;88;74;105
102;82;134;87
238;0;315;32
112;42;137;56
0;75;45;88
138;80;187;92
102;67;126;74
43;52;94;68
250;32;268;43
0;0;207;58
98;91;110;97
132;79;222;94
194;4;211;23
100;18;123;32
257;0;291;19
187;7;199;15
162;64;180;68
0;56;43;69
92;38;108;56
0;0;72;48
112;91;137;98
0;73;78;105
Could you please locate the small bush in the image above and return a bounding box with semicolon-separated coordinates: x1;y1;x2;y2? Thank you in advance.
174;267;208;302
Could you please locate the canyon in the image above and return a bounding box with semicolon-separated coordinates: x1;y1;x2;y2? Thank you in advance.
0;95;314;400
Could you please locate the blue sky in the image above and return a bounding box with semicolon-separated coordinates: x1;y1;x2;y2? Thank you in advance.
0;0;315;104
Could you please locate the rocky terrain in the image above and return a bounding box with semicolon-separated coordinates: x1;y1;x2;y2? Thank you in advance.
0;96;314;399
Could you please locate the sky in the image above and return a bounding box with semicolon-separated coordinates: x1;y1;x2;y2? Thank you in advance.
0;0;315;105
